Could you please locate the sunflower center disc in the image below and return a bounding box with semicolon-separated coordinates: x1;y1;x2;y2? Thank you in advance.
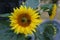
21;17;28;23
18;14;31;27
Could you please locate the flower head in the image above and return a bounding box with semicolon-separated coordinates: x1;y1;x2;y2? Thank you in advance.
49;4;57;20
9;5;42;36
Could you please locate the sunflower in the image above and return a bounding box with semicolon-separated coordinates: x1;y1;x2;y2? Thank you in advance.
49;4;57;20
9;5;42;36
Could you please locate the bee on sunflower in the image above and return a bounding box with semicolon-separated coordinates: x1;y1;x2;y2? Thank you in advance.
9;5;42;36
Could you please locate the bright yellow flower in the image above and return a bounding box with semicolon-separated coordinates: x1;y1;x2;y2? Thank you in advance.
49;4;57;20
9;5;42;36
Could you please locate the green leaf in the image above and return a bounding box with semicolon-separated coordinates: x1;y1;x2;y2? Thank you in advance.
0;13;10;17
0;20;26;40
16;34;26;40
25;0;39;9
41;4;53;12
